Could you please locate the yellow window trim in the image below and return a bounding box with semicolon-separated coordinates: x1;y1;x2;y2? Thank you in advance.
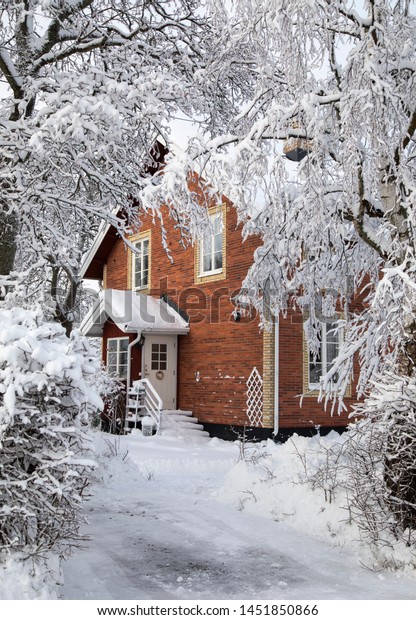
128;230;152;294
194;204;227;285
302;312;351;398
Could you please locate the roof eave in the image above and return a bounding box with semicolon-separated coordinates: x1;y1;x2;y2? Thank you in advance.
79;221;111;280
142;327;190;335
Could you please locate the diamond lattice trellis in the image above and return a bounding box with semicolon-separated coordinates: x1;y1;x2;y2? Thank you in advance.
246;367;263;427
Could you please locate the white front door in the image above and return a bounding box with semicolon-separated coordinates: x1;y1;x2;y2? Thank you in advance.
143;334;177;410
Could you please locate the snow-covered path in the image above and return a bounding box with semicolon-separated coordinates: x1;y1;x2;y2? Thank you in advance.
60;434;416;600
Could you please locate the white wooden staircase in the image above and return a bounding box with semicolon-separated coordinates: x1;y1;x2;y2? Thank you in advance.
126;380;209;440
125;379;162;433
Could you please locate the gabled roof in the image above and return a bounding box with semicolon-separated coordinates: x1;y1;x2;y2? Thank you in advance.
80;140;169;280
79;220;118;280
80;289;190;337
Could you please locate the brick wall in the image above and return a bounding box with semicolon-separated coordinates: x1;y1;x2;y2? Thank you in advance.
102;195;265;427
262;326;275;428
105;240;129;290
278;311;356;430
100;186;361;431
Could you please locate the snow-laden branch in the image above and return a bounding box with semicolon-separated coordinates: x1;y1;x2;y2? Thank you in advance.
135;0;416;407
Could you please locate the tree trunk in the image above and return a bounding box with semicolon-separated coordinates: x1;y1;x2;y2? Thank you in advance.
50;264;80;337
385;326;416;531
398;322;416;377
0;210;18;277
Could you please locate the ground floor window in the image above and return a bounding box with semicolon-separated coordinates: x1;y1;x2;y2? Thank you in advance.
107;337;129;378
308;321;339;389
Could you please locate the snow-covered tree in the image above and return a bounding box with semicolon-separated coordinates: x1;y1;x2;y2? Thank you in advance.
140;1;416;553
151;0;416;386
0;306;102;558
0;0;238;329
3;0;416;562
0;0;247;576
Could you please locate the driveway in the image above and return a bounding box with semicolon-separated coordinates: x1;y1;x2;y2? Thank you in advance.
60;434;416;600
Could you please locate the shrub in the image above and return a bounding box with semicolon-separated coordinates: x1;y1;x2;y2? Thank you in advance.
0;306;102;558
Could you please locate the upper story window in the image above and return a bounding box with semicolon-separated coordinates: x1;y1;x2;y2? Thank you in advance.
132;237;149;291
107;337;129;378
200;212;223;276
195;206;227;285
308;321;339;390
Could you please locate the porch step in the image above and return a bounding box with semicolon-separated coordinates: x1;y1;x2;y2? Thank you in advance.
160;410;210;440
165;410;194;417
166;414;200;424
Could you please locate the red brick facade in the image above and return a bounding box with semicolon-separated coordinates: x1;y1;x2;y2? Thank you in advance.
84;188;359;436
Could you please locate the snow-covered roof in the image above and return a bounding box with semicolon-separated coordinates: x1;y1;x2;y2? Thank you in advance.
80;289;190;337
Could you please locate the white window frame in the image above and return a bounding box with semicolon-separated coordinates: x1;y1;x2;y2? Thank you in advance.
199;212;223;276
107;337;129;378
308;321;341;390
132;237;150;291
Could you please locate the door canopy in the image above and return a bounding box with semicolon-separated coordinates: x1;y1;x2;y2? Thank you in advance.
80;289;190;337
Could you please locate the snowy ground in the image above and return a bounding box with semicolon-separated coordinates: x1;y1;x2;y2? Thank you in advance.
58;431;416;600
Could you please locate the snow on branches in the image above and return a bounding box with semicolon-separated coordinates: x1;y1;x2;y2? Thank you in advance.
0;306;102;557
135;2;416;554
143;0;416;404
0;1;229;329
344;372;416;566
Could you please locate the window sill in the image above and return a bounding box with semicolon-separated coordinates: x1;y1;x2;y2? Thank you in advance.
133;286;150;294
195;268;226;285
200;268;223;277
303;383;352;398
302;385;321;397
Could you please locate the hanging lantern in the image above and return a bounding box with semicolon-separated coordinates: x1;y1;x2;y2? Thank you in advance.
283;122;311;162
284;141;309;161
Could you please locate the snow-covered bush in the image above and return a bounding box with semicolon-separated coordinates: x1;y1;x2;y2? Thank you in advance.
341;374;416;567
219;434;361;552
0;306;103;558
91;368;125;433
289;373;416;569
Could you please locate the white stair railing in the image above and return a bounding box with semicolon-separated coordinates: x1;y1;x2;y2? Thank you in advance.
132;378;163;433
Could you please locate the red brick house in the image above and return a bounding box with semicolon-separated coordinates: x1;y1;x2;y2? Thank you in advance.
80;168;359;440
